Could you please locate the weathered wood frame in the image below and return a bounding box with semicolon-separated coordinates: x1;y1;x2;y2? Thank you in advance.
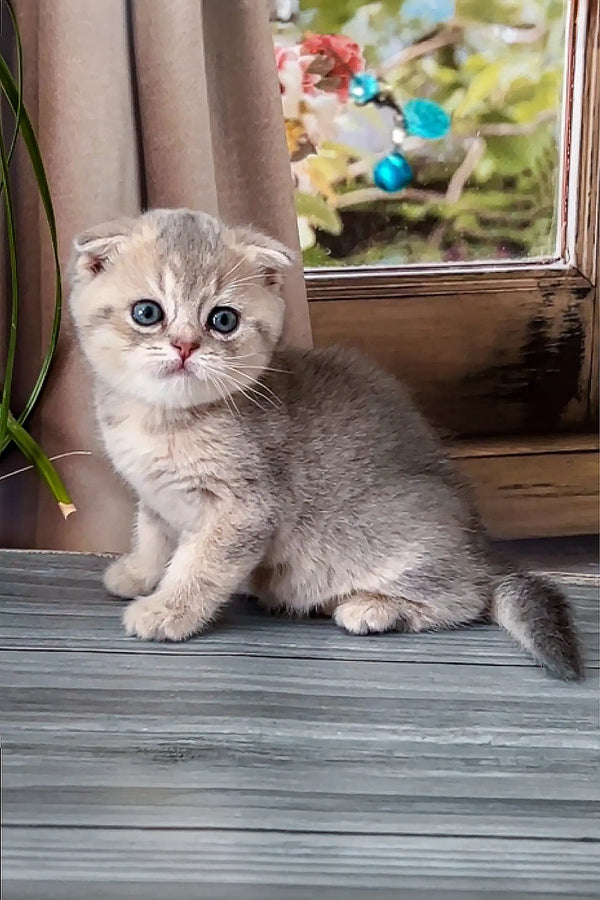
307;0;599;538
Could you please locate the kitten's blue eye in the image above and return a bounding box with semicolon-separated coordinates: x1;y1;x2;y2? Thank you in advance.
131;300;164;327
208;306;239;335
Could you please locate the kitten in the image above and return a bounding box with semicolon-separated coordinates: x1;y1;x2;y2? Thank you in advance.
69;208;582;680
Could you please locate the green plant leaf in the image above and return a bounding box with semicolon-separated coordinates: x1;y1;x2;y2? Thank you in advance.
294;192;343;235
456;0;522;24
0;0;22;181
306;153;350;185
454;63;502;117
508;71;561;122
0;69;19;444
7;413;76;518
485;131;554;176
319;140;360;159
0;22;62;455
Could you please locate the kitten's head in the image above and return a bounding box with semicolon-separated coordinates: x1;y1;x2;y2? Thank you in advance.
69;209;293;408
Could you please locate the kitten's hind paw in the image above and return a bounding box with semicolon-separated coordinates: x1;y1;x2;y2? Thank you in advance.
104;556;161;599
122;593;205;642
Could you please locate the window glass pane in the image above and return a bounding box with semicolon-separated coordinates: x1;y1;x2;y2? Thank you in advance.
271;0;568;267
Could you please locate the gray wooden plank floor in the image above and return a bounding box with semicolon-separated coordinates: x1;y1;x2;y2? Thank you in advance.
1;545;599;899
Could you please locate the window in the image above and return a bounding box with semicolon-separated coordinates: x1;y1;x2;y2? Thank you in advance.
271;0;599;538
272;0;570;267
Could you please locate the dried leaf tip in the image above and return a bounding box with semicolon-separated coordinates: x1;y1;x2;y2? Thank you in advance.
59;502;77;520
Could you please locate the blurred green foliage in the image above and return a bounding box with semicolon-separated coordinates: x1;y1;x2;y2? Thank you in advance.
273;0;566;267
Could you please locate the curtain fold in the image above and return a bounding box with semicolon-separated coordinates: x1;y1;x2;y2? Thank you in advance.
0;0;310;551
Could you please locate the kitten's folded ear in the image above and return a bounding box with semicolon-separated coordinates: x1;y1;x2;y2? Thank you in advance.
225;225;296;292
71;216;138;282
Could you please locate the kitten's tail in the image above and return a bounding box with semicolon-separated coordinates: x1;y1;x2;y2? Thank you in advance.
491;571;583;680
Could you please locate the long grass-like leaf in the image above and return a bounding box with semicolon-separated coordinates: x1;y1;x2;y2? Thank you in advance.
0;10;62;455
0;3;74;520
0;79;19;444
0;0;22;447
7;413;76;518
0;0;22;179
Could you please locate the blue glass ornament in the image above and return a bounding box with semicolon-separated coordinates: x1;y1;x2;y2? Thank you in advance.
373;153;412;192
349;72;380;105
403;98;450;139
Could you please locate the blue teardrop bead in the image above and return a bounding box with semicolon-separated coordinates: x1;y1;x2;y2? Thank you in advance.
403;98;450;139
373;153;412;192
349;72;381;105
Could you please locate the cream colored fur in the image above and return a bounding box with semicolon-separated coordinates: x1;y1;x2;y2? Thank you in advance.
68;209;582;680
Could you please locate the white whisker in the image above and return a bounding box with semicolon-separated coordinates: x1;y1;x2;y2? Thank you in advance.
215;378;238;420
226;274;262;288
220;377;242;419
216;369;274;412
0;451;92;483
202;364;242;420
205;370;234;420
227;364;292;375
220;380;267;412
222;353;289;371
229;378;280;411
220;257;245;282
220;365;282;406
215;374;240;420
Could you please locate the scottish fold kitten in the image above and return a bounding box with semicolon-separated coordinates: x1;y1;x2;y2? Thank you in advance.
69;209;582;680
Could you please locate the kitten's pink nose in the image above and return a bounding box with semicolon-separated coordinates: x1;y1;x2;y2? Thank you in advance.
171;340;199;361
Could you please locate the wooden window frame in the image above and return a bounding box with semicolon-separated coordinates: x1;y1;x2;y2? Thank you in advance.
306;0;599;539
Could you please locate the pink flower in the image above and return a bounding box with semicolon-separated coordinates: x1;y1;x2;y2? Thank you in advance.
300;33;365;101
275;45;319;98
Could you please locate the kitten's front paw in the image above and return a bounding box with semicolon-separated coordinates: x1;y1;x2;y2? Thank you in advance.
123;593;205;641
104;556;161;599
334;596;398;635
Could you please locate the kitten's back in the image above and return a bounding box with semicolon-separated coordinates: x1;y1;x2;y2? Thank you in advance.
272;345;448;477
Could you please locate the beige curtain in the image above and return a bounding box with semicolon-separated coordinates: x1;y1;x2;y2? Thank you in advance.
0;0;311;552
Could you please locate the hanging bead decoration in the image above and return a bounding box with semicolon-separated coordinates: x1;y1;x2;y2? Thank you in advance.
349;73;450;192
348;72;381;105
